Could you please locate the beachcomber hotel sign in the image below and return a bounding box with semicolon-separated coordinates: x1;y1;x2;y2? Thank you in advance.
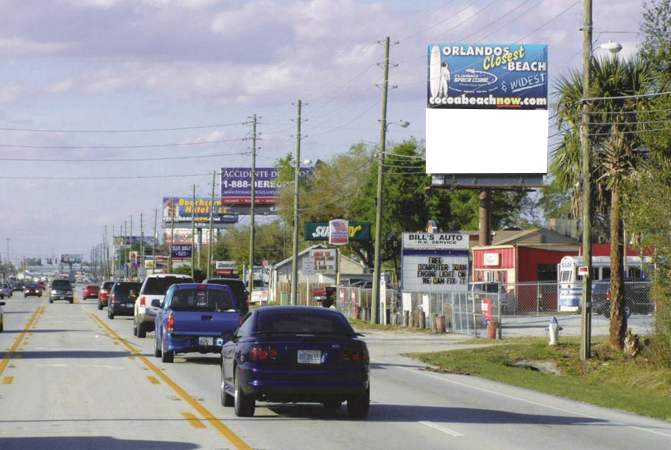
401;233;470;293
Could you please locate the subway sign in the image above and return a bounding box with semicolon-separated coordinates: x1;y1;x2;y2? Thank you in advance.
304;222;370;242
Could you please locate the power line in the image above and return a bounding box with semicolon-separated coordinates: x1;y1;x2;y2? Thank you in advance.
0;150;251;163
0;136;247;150
0;121;247;133
0;172;212;180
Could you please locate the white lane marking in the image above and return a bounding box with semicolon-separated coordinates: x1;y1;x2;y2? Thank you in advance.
371;357;671;439
420;421;465;437
36;364;125;370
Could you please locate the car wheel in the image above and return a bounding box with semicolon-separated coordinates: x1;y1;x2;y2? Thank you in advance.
108;310;114;319
347;386;370;419
98;302;103;310
234;371;255;417
69;299;73;304
137;322;146;338
602;307;610;319
221;368;234;407
161;342;173;363
133;323;138;336
154;338;162;358
49;298;53;304
0;318;4;332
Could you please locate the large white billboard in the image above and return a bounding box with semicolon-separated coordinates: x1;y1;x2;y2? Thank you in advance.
426;44;549;176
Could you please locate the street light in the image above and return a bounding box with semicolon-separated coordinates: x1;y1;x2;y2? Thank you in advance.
371;119;409;324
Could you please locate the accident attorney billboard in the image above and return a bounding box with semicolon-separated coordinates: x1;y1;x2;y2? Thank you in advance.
221;167;313;205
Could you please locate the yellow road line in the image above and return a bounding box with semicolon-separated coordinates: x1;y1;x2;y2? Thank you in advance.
147;376;160;385
2;376;13;384
181;412;207;429
0;306;43;378
89;314;251;450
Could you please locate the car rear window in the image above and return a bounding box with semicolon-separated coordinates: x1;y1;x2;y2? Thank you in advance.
52;280;71;288
112;282;142;299
169;289;234;311
205;279;246;305
143;277;193;295
102;281;115;289
256;309;354;334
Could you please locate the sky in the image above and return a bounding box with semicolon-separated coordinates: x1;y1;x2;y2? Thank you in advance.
0;0;645;265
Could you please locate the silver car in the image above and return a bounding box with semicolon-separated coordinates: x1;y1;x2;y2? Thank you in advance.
134;274;193;338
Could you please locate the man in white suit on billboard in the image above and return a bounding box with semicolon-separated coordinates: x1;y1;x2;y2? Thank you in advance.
438;61;450;97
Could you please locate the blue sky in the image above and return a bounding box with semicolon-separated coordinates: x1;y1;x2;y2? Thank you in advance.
0;0;644;263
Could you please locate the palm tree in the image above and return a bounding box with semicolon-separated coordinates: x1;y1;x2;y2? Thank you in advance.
551;56;653;350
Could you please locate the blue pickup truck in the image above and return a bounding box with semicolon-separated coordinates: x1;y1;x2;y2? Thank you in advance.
153;283;243;363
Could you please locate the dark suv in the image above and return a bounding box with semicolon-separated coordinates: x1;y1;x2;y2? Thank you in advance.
592;278;652;318
49;279;74;303
108;281;142;319
203;278;249;314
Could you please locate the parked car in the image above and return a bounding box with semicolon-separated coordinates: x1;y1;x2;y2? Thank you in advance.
23;283;43;297
0;300;4;332
12;282;24;292
154;283;242;363
49;279;74;303
83;285;100;300
0;283;12;299
134;274;193;338
220;306;370;418
592;278;653;318
108;281;142;319
98;281;115;310
203;278;249;314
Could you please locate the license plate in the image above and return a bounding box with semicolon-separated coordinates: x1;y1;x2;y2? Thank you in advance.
125;303;134;308
297;350;321;364
199;337;214;346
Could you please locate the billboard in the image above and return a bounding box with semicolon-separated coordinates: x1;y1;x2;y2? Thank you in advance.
401;233;469;293
171;244;192;259
329;220;349;246
113;236;159;247
162;197;238;229
426;44;549;176
309;248;336;274
304;222;371;241
221;167;313;205
60;254;83;264
164;229;215;245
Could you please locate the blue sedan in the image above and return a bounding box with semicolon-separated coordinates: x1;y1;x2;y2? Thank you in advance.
220;306;370;418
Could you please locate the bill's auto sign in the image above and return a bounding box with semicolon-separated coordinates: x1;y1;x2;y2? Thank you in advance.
401;232;470;293
303;222;370;242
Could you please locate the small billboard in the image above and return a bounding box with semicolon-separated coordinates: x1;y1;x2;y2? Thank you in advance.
162;197;238;229
221;167;313;205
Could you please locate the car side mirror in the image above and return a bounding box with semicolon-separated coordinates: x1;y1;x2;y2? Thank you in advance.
151;299;161;308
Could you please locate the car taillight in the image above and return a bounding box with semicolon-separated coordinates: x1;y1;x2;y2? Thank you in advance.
342;347;368;363
607;291;611;301
248;345;278;360
111;294;116;304
238;314;244;326
166;313;174;333
140;296;146;307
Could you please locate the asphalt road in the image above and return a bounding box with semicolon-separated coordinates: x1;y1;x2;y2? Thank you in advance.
1;285;670;450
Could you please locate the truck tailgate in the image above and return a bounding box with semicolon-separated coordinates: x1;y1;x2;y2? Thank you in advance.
172;310;241;336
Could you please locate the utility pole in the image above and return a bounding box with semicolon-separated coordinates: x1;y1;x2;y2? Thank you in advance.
249;115;258;292
291;100;303;306
169;204;175;273
112;225;116;278
371;37;391;325
140;213;145;279
208;171;216;279
130;216;134;280
191;184;196;279
152;209;157;274
580;0;593;360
